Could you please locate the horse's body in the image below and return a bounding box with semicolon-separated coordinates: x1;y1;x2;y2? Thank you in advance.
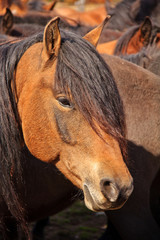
54;6;107;27
101;54;160;239
0;18;133;238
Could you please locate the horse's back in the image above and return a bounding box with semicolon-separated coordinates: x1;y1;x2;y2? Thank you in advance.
102;54;160;156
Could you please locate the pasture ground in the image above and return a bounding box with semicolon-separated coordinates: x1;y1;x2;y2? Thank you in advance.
30;200;107;240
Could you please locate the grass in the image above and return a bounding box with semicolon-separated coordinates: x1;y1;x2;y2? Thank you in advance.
38;200;107;240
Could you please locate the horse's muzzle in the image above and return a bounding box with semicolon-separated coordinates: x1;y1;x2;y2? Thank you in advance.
83;178;133;211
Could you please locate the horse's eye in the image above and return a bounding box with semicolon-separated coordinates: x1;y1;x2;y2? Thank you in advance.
57;97;72;108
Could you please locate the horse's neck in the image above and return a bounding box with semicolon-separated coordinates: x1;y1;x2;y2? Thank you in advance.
102;54;160;91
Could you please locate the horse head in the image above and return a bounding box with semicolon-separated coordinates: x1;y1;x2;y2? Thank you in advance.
15;17;133;212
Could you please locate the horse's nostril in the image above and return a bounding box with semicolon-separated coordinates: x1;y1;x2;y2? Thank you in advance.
100;178;134;204
100;178;119;203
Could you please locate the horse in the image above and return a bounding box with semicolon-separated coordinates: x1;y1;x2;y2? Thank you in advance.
106;0;159;31
99;53;160;240
0;17;133;239
0;7;94;39
105;0;139;31
36;42;160;240
0;8;93;40
54;5;107;27
135;0;159;23
97;16;160;55
0;0;57;15
114;16;160;55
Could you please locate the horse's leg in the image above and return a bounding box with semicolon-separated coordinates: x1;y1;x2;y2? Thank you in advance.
32;217;49;240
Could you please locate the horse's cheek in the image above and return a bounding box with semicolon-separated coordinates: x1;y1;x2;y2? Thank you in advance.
20;93;61;162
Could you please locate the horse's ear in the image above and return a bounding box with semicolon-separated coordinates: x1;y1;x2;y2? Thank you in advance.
2;8;13;34
43;17;61;59
83;16;110;47
139;17;152;45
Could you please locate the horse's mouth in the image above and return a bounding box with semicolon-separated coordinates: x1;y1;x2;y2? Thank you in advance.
83;184;127;212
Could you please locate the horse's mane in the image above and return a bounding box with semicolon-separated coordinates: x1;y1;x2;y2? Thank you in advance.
0;33;43;236
55;30;126;151
114;21;160;56
0;29;126;235
121;44;160;76
114;25;139;55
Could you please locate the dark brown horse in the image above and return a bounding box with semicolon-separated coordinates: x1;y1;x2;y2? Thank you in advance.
106;0;159;31
0;17;133;239
100;53;160;240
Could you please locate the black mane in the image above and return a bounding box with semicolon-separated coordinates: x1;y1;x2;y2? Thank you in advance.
114;25;139;55
56;30;126;151
0;33;43;236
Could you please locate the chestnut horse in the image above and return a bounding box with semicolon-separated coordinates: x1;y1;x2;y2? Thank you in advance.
54;5;107;27
100;54;160;240
0;17;133;239
33;44;160;240
97;16;160;55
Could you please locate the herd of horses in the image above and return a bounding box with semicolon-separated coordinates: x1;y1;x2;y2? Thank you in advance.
0;0;160;239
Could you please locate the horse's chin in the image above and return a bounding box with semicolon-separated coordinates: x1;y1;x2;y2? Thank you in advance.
83;184;126;212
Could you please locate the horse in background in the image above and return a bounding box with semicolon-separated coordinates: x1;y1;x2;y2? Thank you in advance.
99;53;160;240
105;0;139;31
97;16;160;55
105;0;160;31
54;4;107;27
114;16;160;55
0;17;133;239
0;8;93;39
0;0;107;27
0;0;57;14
